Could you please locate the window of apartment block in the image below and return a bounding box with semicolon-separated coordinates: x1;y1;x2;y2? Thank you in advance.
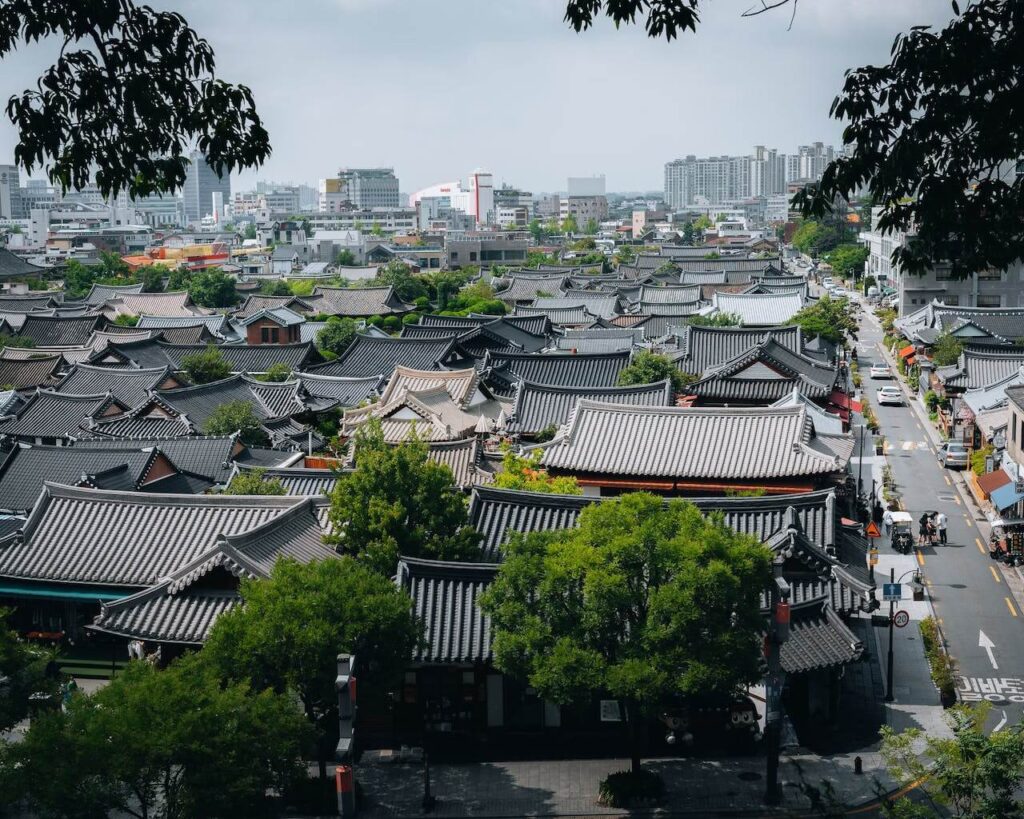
976;295;1003;307
943;295;960;305
978;268;1003;280
470;252;478;262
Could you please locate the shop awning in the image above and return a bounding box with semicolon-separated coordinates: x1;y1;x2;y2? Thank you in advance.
905;355;916;366
0;583;131;602
978;469;1011;497
899;345;916;359
990;481;1024;511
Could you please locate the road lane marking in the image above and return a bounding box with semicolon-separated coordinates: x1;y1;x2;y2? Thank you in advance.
916;549;925;566
995;710;1009;732
954;495;961;506
991;566;1002;583
1006;597;1019;617
980;631;999;669
977;538;986;554
944;475;951;486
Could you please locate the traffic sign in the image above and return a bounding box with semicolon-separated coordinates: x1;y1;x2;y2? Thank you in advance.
883;583;902;602
866;522;881;538
892;610;910;629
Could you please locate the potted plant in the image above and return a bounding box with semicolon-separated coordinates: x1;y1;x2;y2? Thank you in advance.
875;435;886;456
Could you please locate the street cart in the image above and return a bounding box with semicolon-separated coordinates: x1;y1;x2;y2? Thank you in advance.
889;511;914;554
989;519;1024;566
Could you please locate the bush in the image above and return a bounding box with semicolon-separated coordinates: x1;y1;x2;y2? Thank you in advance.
971;444;994;476
924;390;940;412
402;312;421;326
381;315;401;333
920;616;957;704
598;770;665;808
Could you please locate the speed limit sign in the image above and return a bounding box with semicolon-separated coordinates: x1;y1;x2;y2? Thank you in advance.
892;610;910;629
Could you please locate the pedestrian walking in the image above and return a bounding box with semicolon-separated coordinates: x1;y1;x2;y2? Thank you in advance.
936;511;948;545
918;513;930;546
883;508;893;536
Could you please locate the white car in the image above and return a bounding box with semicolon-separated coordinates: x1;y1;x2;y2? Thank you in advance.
876;386;904;406
869;364;891;379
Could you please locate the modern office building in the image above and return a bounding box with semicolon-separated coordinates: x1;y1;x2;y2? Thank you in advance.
334;168;401;209
559;195;608;228
567;175;606;197
409;169;495;226
182;152;231;224
0;165;22;219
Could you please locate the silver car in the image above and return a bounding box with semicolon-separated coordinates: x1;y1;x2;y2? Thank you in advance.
938;441;970;469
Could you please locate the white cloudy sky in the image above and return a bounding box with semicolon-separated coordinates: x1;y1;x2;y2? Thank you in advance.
0;0;955;194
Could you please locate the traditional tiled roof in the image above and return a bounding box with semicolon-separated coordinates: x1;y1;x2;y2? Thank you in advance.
0;247;49;278
553;328;643;354
709;291;804;326
154;374;304;427
628;284;702;305
467;485;838;562
0;483;311;588
85;396;196;439
54;363;177;408
417;313;551;340
309;334;462;379
962;366;1024;415
493;274;568;303
398;557;498;663
0;390;109;441
537;401;848;482
16;314;102;347
0;444;189;513
159;342;316;374
0;353;63;390
0;389;24;415
0;295;57;312
81;282;144;306
296;372;383;410
939;347;1024;390
377;366;482;407
635;301;705;317
781;601;863;674
513;305;597;327
507;379;672;437
238;307;305;328
88;328;153;351
306;285;413;316
686;338;839;402
232;463;340;496
680;270;728;286
136;313;234;338
234;294;316;320
674;324;803;376
424;438;496;489
771;387;845;435
103;291;200;318
483;350;630;395
531;294;622;319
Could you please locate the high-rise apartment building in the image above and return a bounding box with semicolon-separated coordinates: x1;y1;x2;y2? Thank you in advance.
567;175;606;197
335;168;400;209
0;165;22;219
182;152;231;224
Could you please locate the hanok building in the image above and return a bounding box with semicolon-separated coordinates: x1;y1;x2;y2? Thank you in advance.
309;334;469;379
534;401;852;497
481;350;631;397
304;285;413;318
239;307;305;345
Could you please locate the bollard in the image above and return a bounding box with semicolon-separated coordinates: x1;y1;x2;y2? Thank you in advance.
336;764;355;817
422;752;436;812
854;756;863;775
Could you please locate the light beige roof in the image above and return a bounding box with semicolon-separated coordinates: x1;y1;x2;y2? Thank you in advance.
378;366;480;407
103;291;205;318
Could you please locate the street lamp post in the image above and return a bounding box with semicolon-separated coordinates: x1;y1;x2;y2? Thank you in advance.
885;568;924;703
764;557;791;806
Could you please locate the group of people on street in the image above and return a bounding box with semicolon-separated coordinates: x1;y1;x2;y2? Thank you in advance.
918;511;947;545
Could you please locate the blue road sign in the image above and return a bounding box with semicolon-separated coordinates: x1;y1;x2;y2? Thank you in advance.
883;583;902;602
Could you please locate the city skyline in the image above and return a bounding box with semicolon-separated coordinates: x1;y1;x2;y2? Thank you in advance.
0;0;954;194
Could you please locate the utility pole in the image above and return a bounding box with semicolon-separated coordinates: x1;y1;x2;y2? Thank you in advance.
336;654;357;817
764;556;791;806
886;568;895;703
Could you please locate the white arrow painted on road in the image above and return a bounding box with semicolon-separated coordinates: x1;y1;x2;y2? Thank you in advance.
979;631;999;670
994;710;1008;732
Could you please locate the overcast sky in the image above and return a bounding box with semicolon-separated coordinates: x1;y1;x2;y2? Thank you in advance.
0;0;954;194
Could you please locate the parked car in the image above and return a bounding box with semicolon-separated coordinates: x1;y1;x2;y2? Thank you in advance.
876;386;904;406
869;364;891;379
867;285;880;298
938;441;970;469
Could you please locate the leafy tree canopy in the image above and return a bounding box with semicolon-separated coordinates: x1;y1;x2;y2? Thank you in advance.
0;608;58;733
315;316;358;358
0;2;269;199
931;332;964;367
260;279;292;296
824;243;870;279
618;350;691;393
186;267;237;308
223;467;286;496
561;215;579;234
493;448;581;495
203;399;268;447
0;333;35;350
0;653;310;819
180;343;230;385
112;313;139;327
787;295;858;346
335;248;357;266
479;493;771;773
688;311;741;328
326;420;480;575
373;260;428;302
257;362;293;383
139;264;167;293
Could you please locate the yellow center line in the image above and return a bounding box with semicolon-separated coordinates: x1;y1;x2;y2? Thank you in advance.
944;475;952;486
977;537;987;554
916;549;925;566
1006;597;1019;617
991;565;1002;583
954;495;962;506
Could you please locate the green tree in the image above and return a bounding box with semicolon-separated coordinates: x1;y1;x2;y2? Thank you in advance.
618;350;691;393
204;400;267;447
257;362;293;383
243;223;258;241
528;218;545;242
335;248;357;266
493;448;581;495
186;267;237;308
614;245;636;266
561;214;579;234
112;314;140;327
687;311;741;328
931;332;964;367
442;281;508;317
879;703;1024;818
692;214;712;231
824;243;870;279
681;222;695;244
259;279;292;296
203;557;420;785
787;295;859;346
373;260;428;302
316;316;358;357
584;218;599;235
0;608;57;733
327;421;481;575
0;333;35;351
0;654;310;819
180;343;230;385
139;264;167;293
62;258;97;299
224;467;286;496
166;267;193;291
572;237;597;251
479;493;771;775
97;250;130;279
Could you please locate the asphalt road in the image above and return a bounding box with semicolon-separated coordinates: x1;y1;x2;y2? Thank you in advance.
855;307;1024;730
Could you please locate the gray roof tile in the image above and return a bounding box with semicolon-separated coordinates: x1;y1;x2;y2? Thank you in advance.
508;379;672;436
